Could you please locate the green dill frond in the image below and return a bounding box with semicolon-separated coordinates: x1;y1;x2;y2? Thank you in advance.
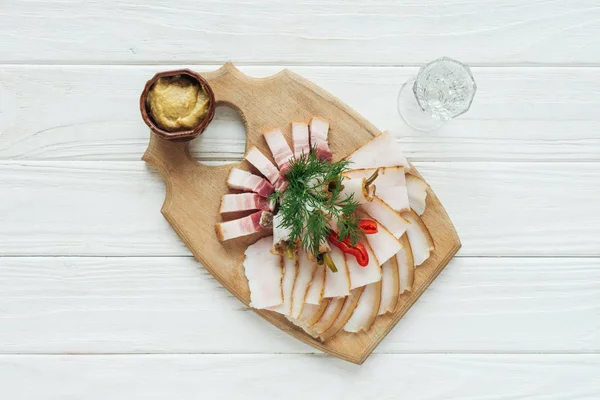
273;150;361;258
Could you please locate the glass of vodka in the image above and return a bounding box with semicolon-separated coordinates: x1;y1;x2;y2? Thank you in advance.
398;57;476;131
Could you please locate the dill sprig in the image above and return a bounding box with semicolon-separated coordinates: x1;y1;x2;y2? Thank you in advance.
270;151;361;258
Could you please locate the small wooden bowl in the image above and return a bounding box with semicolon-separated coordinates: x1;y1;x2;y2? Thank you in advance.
139;69;216;142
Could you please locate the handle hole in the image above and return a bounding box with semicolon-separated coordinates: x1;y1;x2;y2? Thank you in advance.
190;105;246;166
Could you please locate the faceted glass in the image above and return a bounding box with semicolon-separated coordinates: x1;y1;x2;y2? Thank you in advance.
398;57;476;131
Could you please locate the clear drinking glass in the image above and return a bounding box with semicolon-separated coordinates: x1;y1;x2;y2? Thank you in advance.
398;57;476;131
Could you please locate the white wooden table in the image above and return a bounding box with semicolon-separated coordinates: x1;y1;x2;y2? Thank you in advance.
1;1;599;398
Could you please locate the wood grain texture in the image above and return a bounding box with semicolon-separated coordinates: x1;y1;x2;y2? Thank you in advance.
2;0;600;65
141;63;459;363
0;161;598;257
1;257;597;354
1;354;599;399
2;66;600;162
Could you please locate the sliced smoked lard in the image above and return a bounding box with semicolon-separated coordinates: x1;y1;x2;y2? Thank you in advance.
406;174;430;215
309;117;333;161
343;281;381;333
226;168;274;198
344;166;410;212
219;193;272;214
292;121;310;159
243;236;283;309
215;210;273;241
268;255;297;316
263;128;294;175
344;131;409;171
401;210;434;266
378;257;399;315
245;146;287;191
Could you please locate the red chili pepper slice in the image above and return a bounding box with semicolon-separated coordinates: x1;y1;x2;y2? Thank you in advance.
359;219;378;234
328;231;369;267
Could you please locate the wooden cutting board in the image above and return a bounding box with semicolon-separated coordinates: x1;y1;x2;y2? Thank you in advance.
143;62;461;364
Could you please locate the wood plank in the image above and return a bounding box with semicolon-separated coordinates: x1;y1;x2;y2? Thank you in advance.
1;354;598;399
0;257;597;354
2;0;600;64
0;161;598;257
2;66;600;162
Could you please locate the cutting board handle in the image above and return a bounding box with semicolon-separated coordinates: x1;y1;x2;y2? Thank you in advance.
201;62;291;151
142;133;201;183
142;63;253;176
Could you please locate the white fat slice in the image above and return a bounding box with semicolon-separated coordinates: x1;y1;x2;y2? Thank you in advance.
245;146;285;190
360;196;410;239
323;246;351;298
219;193;272;214
290;250;317;319
343;281;382;333
311;297;346;337
344;166;406;187
361;215;403;265
376;186;410;213
298;299;330;327
343;166;409;212
264;128;294;175
406;174;430;215
243;237;283;309
340;177;375;204
345;241;381;289
304;264;326;305
378;257;400;315
402;210;434;266
344;166;410;211
271;212;292;255
268;255;297;316
344;131;409;171
320;287;364;341
215;210;273;241
226;168;274;198
397;233;415;295
309;117;333;161
292;121;310;158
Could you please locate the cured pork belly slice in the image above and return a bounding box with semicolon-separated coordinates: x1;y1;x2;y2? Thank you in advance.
272;213;293;255
264;128;294;175
268;255;297;316
397;233;415;295
219;193;272;214
378;257;400;315
290;250;317;319
292;121;310;159
305;264;326;305
243;237;283;309
345;241;381;289
344;131;409;171
215;211;273;241
343;281;382;333
360;212;403;265
406;174;430;215
310;297;346;337
226;168;274;198
245;146;286;191
401;210;434;266
323;246;351;298
309;117;333;161
320;287;364;341
361;196;410;239
344;166;410;212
